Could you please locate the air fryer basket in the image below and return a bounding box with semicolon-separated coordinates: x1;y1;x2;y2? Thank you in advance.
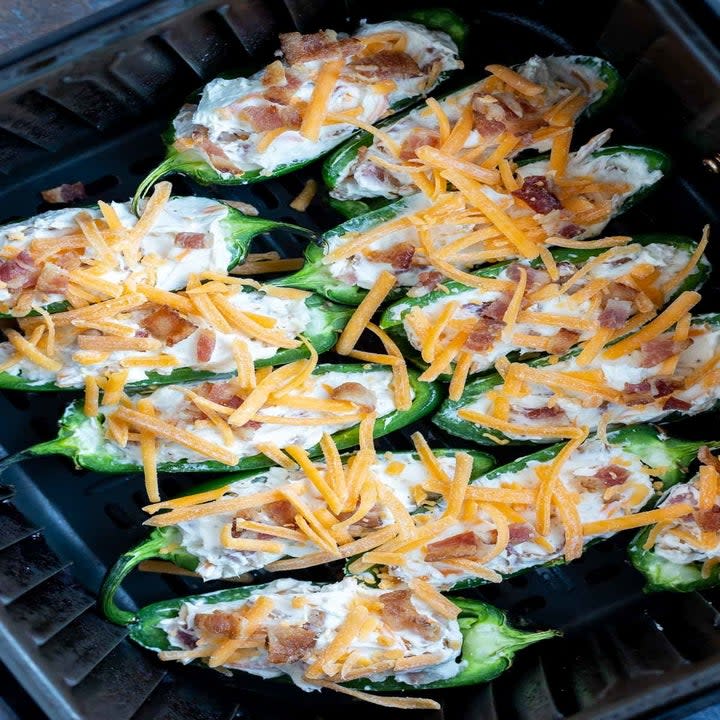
0;1;719;718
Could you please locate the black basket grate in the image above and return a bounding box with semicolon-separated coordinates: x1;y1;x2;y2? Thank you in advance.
0;1;719;719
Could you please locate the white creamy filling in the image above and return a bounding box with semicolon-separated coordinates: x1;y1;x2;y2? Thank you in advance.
323;149;661;291
179;454;456;580
389;439;654;588
653;481;720;565
0;197;232;306
458;322;720;439
332;55;606;200
0;289;311;386
159;576;464;688
177;21;460;176
392;242;693;373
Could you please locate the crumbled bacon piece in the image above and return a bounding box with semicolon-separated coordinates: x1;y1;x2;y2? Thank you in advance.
417;270;443;290
35;263;68;293
471;94;506;137
624;380;653;405
399;127;440;161
279;30;361;65
329;382;376;410
175;232;208;249
242;104;301;131
639;334;692;368
594;465;630;487
263;60;286;87
696;506;720;532
464;319;500;352
598;298;633;329
546;328;580;354
425;531;480;561
190;127;239;174
41;182;86;204
508;524;533;544
196;329;216;363
266;625;317;664
0;250;38;290
521;405;567;420
366;241;416;271
653;378;681;398
337;503;383;529
507;263;550;292
663;396;691;411
140;306;197;346
348;50;422;81
558;223;584;239
699;446;720;472
262;500;297;528
512;175;562;214
556;261;577;281
605;282;638;303
195;611;241;639
379;589;441;641
264;71;303;105
197;381;243;409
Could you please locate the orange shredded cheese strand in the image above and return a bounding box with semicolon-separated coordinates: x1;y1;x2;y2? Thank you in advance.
449;350;472;401
661;225;709;296
583;503;694;536
365;322;412;411
4;328;61;371
136;398;160;503
549;127;572;176
554;481;584;561
289;179;318;212
420;300;457;363
415;145;499;185
603;291;701;360
485;64;544;95
299;60;343;141
458;408;583;440
501;265;527;340
84;376;99;417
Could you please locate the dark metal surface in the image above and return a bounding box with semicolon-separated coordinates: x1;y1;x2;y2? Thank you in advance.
0;1;719;719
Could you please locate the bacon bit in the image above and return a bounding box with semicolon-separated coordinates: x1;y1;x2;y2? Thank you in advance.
624;380;652;405
348;50;422;80
329;382;376;411
464;295;511;324
190;127;239;174
699;446;720;472
140;306;197;347
399;127;440;161
242;104;301;131
599;298;633;329
337;503;384;529
507;263;549;292
267;625;317;664
35;263;68;293
578;464;630;492
465;319;501;352
263;500;298;528
425;531;481;561
558;223;584;239
471;94;506;137
175;232;208;249
135;329;150;338
556;261;577;281
512;175;562;214
696;506;720;532
0;250;38;290
521;405;567;420
653;378;681;398
263;60;286;87
196;329;216;363
663;396;691;411
546;328;580;354
417;270;443;290
605;282;638;303
195;611;241;639
279;30;361;65
508;524;533;544
379;589;441;642
197;381;243;409
264;71;303;105
41;182;86;204
366;242;416;271
639;334;692;368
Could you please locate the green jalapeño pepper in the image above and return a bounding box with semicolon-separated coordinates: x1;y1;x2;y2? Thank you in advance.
275;145;670;305
434;313;720;447
122;577;557;699
629;448;720;593
348;425;714;592
99;448;495;626
379;234;709;380
0;290;351;392
0;194;312;319
132;10;467;210
323;54;621;206
0;363;442;476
